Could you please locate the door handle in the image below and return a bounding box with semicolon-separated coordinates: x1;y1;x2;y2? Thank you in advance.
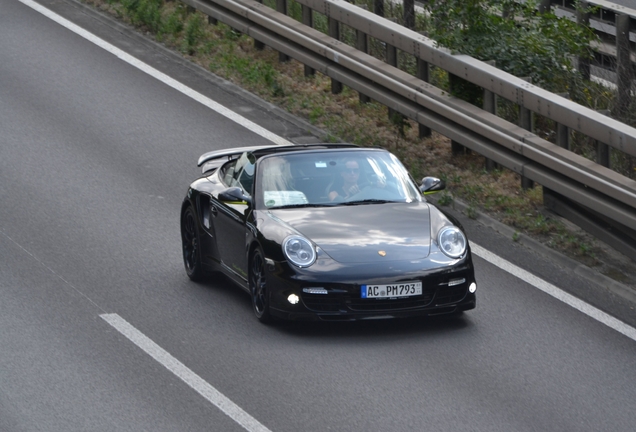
210;205;218;217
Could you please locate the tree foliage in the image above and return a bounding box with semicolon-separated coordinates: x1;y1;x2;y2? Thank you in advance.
426;0;598;92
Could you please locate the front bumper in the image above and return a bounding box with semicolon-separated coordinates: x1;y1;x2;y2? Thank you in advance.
271;294;476;321
266;259;477;321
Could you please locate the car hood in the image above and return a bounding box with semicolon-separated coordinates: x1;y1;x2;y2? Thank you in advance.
268;202;431;263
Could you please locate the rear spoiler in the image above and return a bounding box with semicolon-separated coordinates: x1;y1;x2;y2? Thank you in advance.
197;145;279;174
197;145;278;167
197;143;360;173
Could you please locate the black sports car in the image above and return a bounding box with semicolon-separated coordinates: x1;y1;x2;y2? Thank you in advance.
181;144;476;322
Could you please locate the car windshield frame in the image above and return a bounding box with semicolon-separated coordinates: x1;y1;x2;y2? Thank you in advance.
253;149;422;210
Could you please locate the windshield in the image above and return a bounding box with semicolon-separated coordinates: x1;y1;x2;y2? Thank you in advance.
255;149;422;209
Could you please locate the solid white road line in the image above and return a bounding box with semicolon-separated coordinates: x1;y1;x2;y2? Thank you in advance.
100;313;273;432
471;243;636;342
19;0;292;148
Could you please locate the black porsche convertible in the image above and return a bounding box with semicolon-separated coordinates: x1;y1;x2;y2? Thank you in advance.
180;144;476;322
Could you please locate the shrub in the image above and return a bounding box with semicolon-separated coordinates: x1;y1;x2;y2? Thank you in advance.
183;13;204;55
121;0;162;32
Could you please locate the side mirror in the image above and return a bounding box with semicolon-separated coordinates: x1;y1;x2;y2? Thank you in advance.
219;187;252;205
420;177;446;194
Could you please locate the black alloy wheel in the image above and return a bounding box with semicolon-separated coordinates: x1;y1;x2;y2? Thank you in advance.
181;206;205;282
250;249;272;323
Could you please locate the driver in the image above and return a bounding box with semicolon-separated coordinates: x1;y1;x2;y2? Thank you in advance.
329;159;386;201
329;159;362;201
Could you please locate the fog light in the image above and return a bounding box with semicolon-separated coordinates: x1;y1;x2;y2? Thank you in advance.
287;294;300;305
469;282;477;293
448;278;466;287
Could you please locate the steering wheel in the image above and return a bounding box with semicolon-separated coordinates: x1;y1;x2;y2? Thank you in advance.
345;182;398;201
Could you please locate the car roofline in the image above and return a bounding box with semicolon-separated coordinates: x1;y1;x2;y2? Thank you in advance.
197;143;359;167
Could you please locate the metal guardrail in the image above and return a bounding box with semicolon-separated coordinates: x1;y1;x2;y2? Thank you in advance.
544;0;636;111
182;0;636;254
299;0;636;155
551;0;636;26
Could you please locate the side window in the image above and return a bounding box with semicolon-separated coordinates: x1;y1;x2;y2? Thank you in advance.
230;152;256;196
236;166;255;195
220;160;238;186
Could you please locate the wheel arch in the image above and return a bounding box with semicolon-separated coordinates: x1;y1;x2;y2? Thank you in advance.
181;193;196;222
247;240;262;273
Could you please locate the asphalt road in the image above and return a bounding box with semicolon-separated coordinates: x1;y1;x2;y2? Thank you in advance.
1;0;635;431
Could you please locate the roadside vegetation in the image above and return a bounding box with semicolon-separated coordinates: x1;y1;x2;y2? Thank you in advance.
424;0;635;179
82;0;636;278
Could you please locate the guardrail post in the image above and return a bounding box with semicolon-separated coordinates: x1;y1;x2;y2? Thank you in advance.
207;15;218;26
302;5;315;76
615;14;632;120
357;32;370;103
329;17;343;94
577;1;591;81
597;139;611;168
596;109;611;167
277;0;290;62
520;105;532;132
253;0;264;50
403;0;415;29
386;20;402;125
356;4;370;104
483;60;498;170
520;77;534;189
448;73;467;154
385;23;397;68
374;0;384;17
538;0;551;13
417;58;431;138
556;93;570;150
557;123;570;150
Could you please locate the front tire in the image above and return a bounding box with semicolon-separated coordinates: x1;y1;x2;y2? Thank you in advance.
250;249;273;323
181;206;205;282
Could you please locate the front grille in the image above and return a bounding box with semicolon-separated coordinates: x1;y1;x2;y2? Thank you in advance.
301;293;435;312
346;294;434;311
300;276;469;313
302;296;342;312
434;285;468;305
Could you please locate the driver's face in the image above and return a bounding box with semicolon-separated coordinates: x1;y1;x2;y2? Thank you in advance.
341;161;360;181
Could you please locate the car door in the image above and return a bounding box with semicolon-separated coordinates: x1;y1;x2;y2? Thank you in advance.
211;152;255;282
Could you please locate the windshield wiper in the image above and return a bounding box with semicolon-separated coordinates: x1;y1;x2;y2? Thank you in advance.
341;199;394;205
269;203;336;209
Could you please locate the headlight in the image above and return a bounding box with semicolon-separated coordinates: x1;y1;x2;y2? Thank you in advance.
438;226;467;258
282;235;316;267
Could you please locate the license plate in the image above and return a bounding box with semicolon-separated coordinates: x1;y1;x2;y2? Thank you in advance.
361;282;422;299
